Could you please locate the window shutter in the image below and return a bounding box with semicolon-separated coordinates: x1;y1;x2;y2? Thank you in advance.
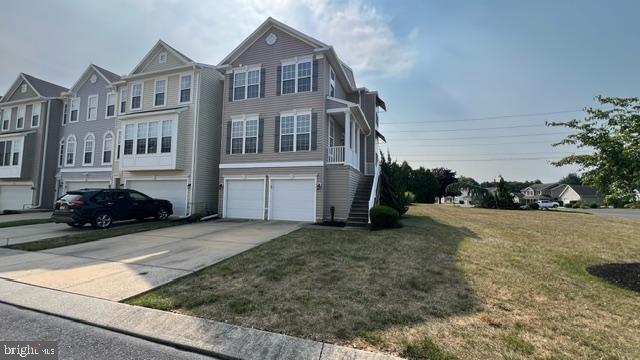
225;121;231;154
258;118;264;153
260;68;266;98
227;74;234;102
274;116;280;152
311;112;318;150
276;66;282;96
312;60;319;91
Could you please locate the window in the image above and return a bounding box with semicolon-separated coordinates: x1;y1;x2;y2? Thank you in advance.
58;139;65;167
158;51;167;64
16;106;25;129
1;109;9;131
65;135;76;166
87;95;98;121
281;59;312;95
116;130;122;160
147;121;158;153
0;141;11;166
83;133;95;165
154;79;166;107
31;103;41;127
102;132;113;165
179;74;192;103
70;98;80;122
230;116;259;154
233;72;245;101
119;89;127;114
232;68;260;101
11;139;20;165
329;67;336;97
136;123;147;154
280;112;311;152
105;93;116;118
20;84;27;93
62;102;68;125
124;124;134;155
129;190;151;201
131;83;143;110
161;120;172;153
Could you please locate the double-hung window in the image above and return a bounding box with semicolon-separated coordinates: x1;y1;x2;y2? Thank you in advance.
1;109;10;131
16;106;25;129
147;122;158;154
329;67;336;97
179;74;192;103
233;72;246;101
62;103;68;125
230;116;258;154
122;120;171;156
154;79;166;107
106;93;116;118
136;123;148;154
65;135;76;166
281;58;312;95
83;133;95;165
124;124;134;155
232;67;260;101
102;132;113;165
11;139;20;165
161;120;172;153
280;111;310;152
119;89;127;114
31;103;41;127
70;98;80;122
131;83;143;110
87;95;98;121
58;139;65;167
0;140;18;166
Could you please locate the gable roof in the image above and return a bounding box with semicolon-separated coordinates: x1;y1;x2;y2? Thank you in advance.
527;183;559;191
564;185;599;197
92;64;121;83
1;73;68;103
129;40;194;75
67;64;121;94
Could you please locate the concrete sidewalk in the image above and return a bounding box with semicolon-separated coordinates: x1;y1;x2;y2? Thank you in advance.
0;211;52;223
0;280;401;360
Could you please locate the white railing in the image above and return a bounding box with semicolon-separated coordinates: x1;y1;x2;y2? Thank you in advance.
368;160;381;223
327;146;345;164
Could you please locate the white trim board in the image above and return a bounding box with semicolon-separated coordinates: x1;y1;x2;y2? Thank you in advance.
59;167;112;173
219;161;323;169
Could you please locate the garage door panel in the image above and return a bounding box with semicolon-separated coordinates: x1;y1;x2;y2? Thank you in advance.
0;185;33;211
66;181;111;192
127;180;188;216
225;180;264;220
270;179;315;222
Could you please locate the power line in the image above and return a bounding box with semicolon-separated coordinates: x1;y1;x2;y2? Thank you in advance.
383;123;545;133
381;139;567;147
386;131;573;141
379;110;582;125
398;151;590;157
401;156;568;162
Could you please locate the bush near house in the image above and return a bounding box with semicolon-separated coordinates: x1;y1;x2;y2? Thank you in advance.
404;192;416;204
529;203;540;210
369;206;400;229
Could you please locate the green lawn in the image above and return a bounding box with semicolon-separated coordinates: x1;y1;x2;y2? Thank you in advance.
126;205;640;359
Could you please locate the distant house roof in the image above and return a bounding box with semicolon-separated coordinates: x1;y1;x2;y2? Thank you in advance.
529;183;559;191
21;73;68;97
548;184;567;198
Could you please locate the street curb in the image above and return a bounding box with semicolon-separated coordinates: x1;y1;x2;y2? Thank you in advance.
0;280;402;360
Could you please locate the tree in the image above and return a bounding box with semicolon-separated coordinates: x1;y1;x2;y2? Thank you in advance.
494;177;516;209
379;152;409;214
409;167;439;203
559;173;582;185
431;167;458;202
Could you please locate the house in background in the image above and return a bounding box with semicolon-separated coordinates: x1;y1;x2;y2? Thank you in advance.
520;183;562;204
216;17;385;224
112;40;224;217
0;73;67;211
56;64;121;197
556;184;603;206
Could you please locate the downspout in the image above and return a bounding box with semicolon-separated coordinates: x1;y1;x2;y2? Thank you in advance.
189;67;201;216
35;100;52;208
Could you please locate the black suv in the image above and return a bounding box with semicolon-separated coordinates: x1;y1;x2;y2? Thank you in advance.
51;189;173;229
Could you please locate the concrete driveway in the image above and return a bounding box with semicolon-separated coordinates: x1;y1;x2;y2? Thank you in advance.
0;220;302;301
1;222;85;246
0;211;52;224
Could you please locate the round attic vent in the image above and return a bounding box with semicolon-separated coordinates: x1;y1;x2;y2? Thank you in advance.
265;33;277;45
90;74;97;84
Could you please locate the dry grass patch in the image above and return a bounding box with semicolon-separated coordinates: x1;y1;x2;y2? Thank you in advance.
127;205;640;359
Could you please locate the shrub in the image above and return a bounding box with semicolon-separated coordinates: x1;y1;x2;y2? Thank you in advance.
589;203;598;209
404;192;416;204
529;203;540;210
369;206;400;229
624;202;640;209
572;201;582;209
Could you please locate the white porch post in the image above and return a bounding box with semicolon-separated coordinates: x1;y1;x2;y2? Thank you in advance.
344;111;351;166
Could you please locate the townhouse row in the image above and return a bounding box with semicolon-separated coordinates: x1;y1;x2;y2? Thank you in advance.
0;18;386;224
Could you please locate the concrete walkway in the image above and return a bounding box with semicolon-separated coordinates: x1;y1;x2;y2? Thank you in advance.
0;280;400;360
0;211;52;223
0;220;301;300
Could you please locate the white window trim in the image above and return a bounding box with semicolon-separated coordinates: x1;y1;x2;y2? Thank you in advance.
82;133;95;166
329;66;336;97
280;56;313;95
30;102;41;128
62;102;68;126
232;65;261;101
178;72;193;104
86;94;99;121
65;135;76;167
101;131;114;165
69;97;80;123
16;105;25;129
58;138;65;168
279;109;312;152
118;88;127;115
153;78;168;108
130;82;144;111
158;51;167;64
1;108;10;132
230;114;259;155
105;92;117;119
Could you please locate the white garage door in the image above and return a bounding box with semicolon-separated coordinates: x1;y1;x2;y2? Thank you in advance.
225;179;264;219
66;181;111;192
0;185;33;211
126;180;188;216
269;179;315;222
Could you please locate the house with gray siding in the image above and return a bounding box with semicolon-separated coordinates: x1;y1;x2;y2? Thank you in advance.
217;17;386;224
0;73;67;211
55;64;121;197
111;40;224;217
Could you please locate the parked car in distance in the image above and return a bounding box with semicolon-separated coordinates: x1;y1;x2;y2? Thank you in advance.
536;199;560;209
51;189;173;229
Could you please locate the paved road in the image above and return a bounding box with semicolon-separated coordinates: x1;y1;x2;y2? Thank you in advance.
0;302;217;359
559;208;640;220
0;220;301;300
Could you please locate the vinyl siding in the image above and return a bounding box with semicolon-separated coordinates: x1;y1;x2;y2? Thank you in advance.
324;164;361;221
137;46;188;74
5;80;39;101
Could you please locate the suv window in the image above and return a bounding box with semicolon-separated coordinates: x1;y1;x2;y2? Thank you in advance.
92;191;112;202
128;191;151;201
113;191;128;201
60;193;83;202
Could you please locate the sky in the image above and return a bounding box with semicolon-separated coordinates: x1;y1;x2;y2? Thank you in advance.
1;0;638;183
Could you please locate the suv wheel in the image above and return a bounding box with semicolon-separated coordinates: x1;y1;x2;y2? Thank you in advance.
92;212;113;229
155;208;169;221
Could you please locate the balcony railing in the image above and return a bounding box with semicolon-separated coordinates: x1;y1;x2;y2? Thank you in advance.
327;146;345;164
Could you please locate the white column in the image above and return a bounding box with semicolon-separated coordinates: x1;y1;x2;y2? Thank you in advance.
344;111;351;165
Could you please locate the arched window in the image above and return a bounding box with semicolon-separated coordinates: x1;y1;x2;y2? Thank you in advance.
65;135;76;166
58;138;65;167
83;133;95;166
102;132;114;165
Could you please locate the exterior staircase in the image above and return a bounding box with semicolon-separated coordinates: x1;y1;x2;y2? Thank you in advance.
346;176;374;226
